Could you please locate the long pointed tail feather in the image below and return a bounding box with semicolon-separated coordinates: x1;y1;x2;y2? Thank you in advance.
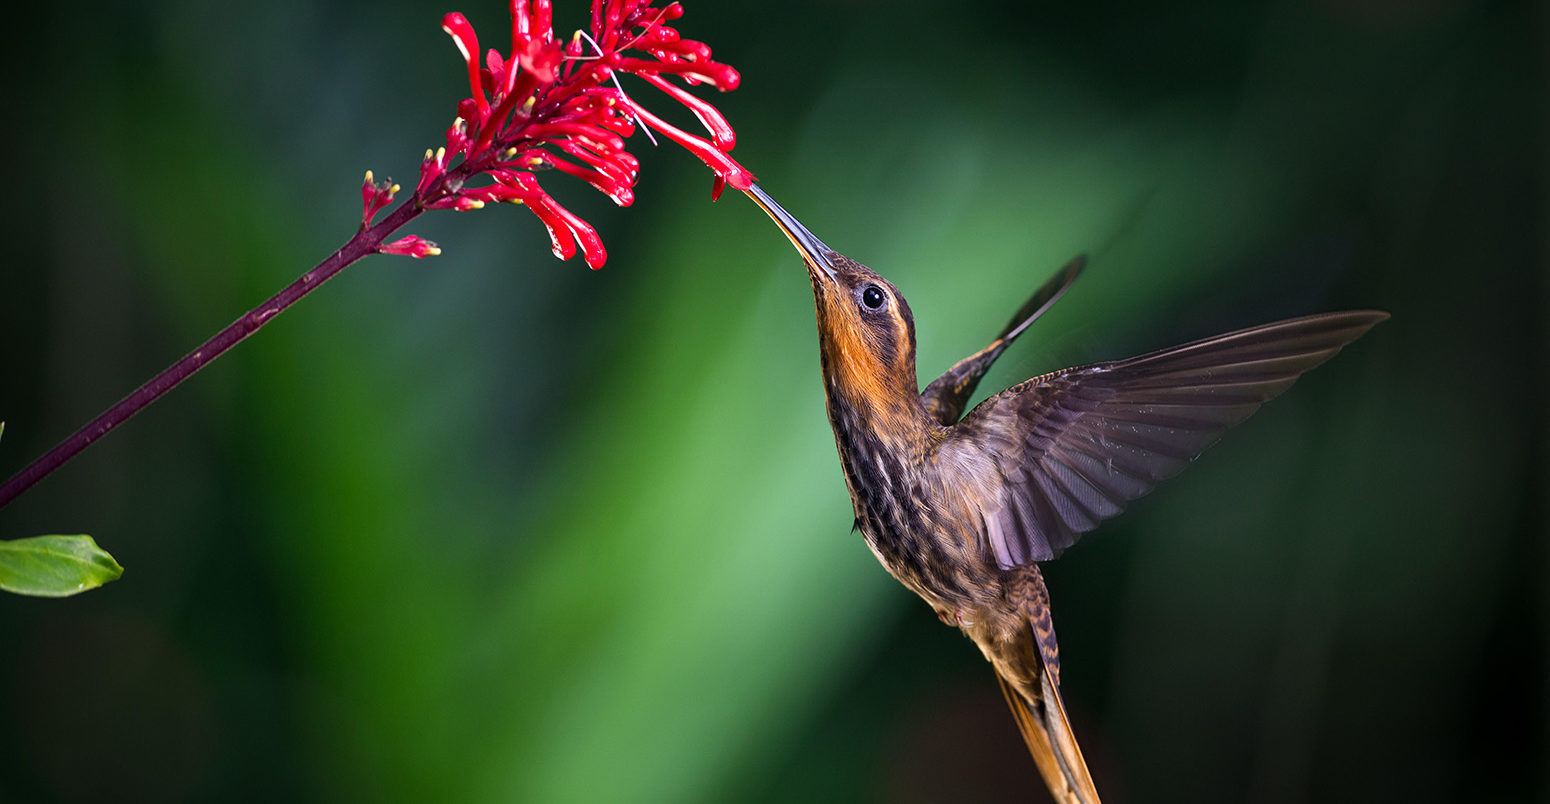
996;663;1101;804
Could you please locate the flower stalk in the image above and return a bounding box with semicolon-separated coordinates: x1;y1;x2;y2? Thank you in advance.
0;0;751;513
0;203;421;510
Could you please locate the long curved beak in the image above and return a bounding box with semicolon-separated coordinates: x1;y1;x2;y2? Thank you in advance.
744;183;839;282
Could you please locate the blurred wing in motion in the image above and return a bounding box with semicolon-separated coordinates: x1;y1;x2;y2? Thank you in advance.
922;255;1086;426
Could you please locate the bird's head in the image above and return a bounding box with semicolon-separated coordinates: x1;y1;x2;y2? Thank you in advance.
746;184;923;427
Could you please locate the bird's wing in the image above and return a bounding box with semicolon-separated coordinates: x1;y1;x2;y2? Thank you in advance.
921;255;1086;426
945;311;1387;566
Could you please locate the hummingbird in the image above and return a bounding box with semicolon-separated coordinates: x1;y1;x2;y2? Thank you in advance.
744;183;1386;803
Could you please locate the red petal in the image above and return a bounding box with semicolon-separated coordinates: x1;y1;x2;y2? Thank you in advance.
441;13;489;117
531;0;553;43
611;56;733;89
627;99;755;190
512;0;531;38
547;155;635;206
527;190;605;268
530;204;577;261
639;72;736;149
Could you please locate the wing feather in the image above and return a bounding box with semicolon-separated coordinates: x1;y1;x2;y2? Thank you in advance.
951;310;1387;565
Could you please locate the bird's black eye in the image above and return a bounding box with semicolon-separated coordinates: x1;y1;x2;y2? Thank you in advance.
861;284;887;310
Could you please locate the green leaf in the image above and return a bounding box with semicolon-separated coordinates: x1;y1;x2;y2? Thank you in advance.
0;535;124;597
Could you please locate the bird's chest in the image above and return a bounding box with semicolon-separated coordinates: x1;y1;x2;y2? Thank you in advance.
830;421;987;614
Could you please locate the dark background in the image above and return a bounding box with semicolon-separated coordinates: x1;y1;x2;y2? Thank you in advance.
1;1;1543;801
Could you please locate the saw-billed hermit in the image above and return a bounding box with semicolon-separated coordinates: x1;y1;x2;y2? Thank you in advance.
744;183;1386;804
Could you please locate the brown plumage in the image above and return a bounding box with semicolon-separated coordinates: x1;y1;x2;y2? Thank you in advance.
745;184;1386;803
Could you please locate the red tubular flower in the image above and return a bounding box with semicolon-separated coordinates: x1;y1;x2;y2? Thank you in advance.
380;235;443;258
399;0;752;269
0;0;757;521
360;171;400;228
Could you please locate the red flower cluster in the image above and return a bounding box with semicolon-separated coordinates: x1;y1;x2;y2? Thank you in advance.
365;0;753;269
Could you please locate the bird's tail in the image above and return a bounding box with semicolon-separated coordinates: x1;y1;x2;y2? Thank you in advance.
996;661;1101;804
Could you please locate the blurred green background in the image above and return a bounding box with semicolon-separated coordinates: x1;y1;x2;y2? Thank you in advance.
1;1;1543;801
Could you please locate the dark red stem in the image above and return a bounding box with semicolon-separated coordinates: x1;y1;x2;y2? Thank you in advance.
0;199;426;510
